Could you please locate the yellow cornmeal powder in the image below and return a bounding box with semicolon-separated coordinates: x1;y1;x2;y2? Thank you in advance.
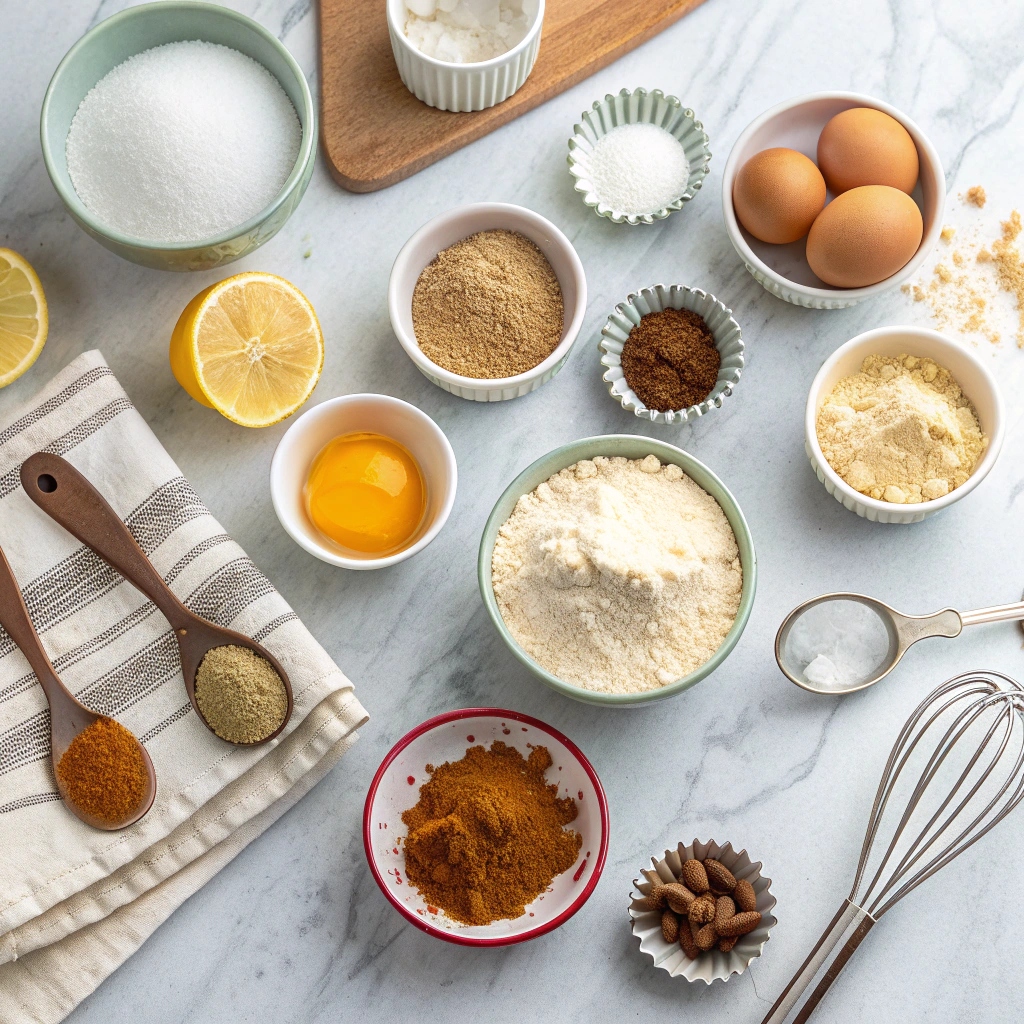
816;354;987;504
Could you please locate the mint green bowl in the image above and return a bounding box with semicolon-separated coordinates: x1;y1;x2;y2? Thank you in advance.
40;1;315;272
478;435;757;707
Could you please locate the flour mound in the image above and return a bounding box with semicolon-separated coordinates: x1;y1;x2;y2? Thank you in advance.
816;353;987;504
491;455;742;694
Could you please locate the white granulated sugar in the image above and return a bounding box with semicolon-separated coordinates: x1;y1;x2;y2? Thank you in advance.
785;600;892;690
491;455;743;694
66;41;301;244
587;122;690;216
404;0;537;63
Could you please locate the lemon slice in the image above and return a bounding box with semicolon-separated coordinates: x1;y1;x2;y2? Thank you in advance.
169;272;324;427
0;249;48;388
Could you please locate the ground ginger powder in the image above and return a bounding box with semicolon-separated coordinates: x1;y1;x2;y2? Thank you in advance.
401;741;581;926
816;354;987;504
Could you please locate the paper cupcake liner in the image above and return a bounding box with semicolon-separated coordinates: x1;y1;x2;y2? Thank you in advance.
599;284;744;425
567;87;711;225
629;838;776;983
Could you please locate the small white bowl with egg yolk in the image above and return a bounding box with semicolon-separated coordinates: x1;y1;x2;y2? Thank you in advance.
271;394;457;569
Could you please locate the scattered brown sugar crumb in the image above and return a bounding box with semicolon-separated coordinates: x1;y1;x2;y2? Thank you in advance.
903;192;1019;346
991;211;1024;346
964;186;987;208
620;308;721;412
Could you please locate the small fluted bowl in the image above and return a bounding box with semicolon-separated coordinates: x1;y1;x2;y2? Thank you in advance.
568;88;711;225
629;838;776;984
599;284;743;425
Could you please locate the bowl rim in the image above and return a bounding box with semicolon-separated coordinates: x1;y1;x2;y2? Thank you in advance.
385;0;546;70
598;282;744;423
362;706;610;946
804;325;1006;515
388;201;588;390
721;91;945;300
567;86;712;226
39;0;316;253
269;393;458;570
477;435;757;706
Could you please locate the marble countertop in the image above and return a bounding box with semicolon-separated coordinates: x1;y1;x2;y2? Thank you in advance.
4;0;1024;1020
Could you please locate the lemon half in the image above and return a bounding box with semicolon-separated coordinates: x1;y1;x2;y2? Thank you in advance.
170;272;324;427
0;249;48;388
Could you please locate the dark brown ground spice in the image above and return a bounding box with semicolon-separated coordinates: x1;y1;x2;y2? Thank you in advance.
620;308;721;412
401;741;581;926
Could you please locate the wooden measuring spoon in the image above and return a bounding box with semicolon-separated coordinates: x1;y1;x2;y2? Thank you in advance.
0;545;156;829
20;452;293;746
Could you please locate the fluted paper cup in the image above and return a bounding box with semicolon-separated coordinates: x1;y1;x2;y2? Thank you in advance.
629;838;776;983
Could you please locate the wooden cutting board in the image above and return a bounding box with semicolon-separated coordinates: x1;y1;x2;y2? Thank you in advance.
319;0;708;192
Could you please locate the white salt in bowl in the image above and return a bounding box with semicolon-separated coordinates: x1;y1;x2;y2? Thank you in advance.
629;838;776;984
568;88;711;225
270;393;457;569
722;92;944;308
599;283;744;424
363;708;609;945
478;435;757;707
40;2;315;271
389;202;587;402
387;0;545;112
805;325;1004;524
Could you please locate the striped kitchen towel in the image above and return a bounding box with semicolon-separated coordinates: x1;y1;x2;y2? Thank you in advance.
0;351;368;1023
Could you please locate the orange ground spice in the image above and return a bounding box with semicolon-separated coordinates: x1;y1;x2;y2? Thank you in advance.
401;741;581;926
55;717;148;824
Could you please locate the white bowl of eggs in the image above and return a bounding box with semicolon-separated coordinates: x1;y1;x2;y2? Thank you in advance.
722;93;945;309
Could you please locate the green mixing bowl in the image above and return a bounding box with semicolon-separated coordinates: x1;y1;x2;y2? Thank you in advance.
478;435;757;707
40;1;315;272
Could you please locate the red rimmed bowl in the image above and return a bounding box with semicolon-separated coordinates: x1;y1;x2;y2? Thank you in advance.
363;708;609;946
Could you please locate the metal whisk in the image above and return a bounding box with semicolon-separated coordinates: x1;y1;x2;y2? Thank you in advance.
762;670;1024;1024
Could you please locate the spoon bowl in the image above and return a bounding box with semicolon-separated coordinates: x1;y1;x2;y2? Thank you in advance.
0;546;155;829
21;452;293;745
776;593;962;694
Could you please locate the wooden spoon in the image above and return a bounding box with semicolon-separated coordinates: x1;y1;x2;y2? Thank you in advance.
20;452;293;746
0;545;156;829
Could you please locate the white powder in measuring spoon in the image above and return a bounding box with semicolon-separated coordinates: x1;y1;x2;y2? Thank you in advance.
785;599;892;689
586;122;690;216
66;41;301;244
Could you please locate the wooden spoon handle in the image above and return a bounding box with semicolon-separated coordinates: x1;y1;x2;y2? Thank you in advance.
21;453;191;631
0;545;83;720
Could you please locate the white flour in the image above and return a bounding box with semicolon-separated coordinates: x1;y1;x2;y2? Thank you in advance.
491;455;743;694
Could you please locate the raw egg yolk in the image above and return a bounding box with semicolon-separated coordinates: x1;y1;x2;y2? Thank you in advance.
305;432;426;555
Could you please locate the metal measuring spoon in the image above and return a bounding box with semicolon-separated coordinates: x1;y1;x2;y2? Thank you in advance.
0;545;156;829
776;591;1024;695
20;453;293;745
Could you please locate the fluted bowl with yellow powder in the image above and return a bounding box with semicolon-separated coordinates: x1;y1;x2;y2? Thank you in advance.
805;326;1004;524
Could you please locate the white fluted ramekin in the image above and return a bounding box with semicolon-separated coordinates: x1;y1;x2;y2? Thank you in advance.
806;326;1004;524
389;202;587;402
629;838;776;984
386;0;544;113
568;88;711;225
599;284;743;425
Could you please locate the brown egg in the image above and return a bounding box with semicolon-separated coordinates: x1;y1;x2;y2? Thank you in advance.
732;148;826;244
817;107;919;195
806;185;923;288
